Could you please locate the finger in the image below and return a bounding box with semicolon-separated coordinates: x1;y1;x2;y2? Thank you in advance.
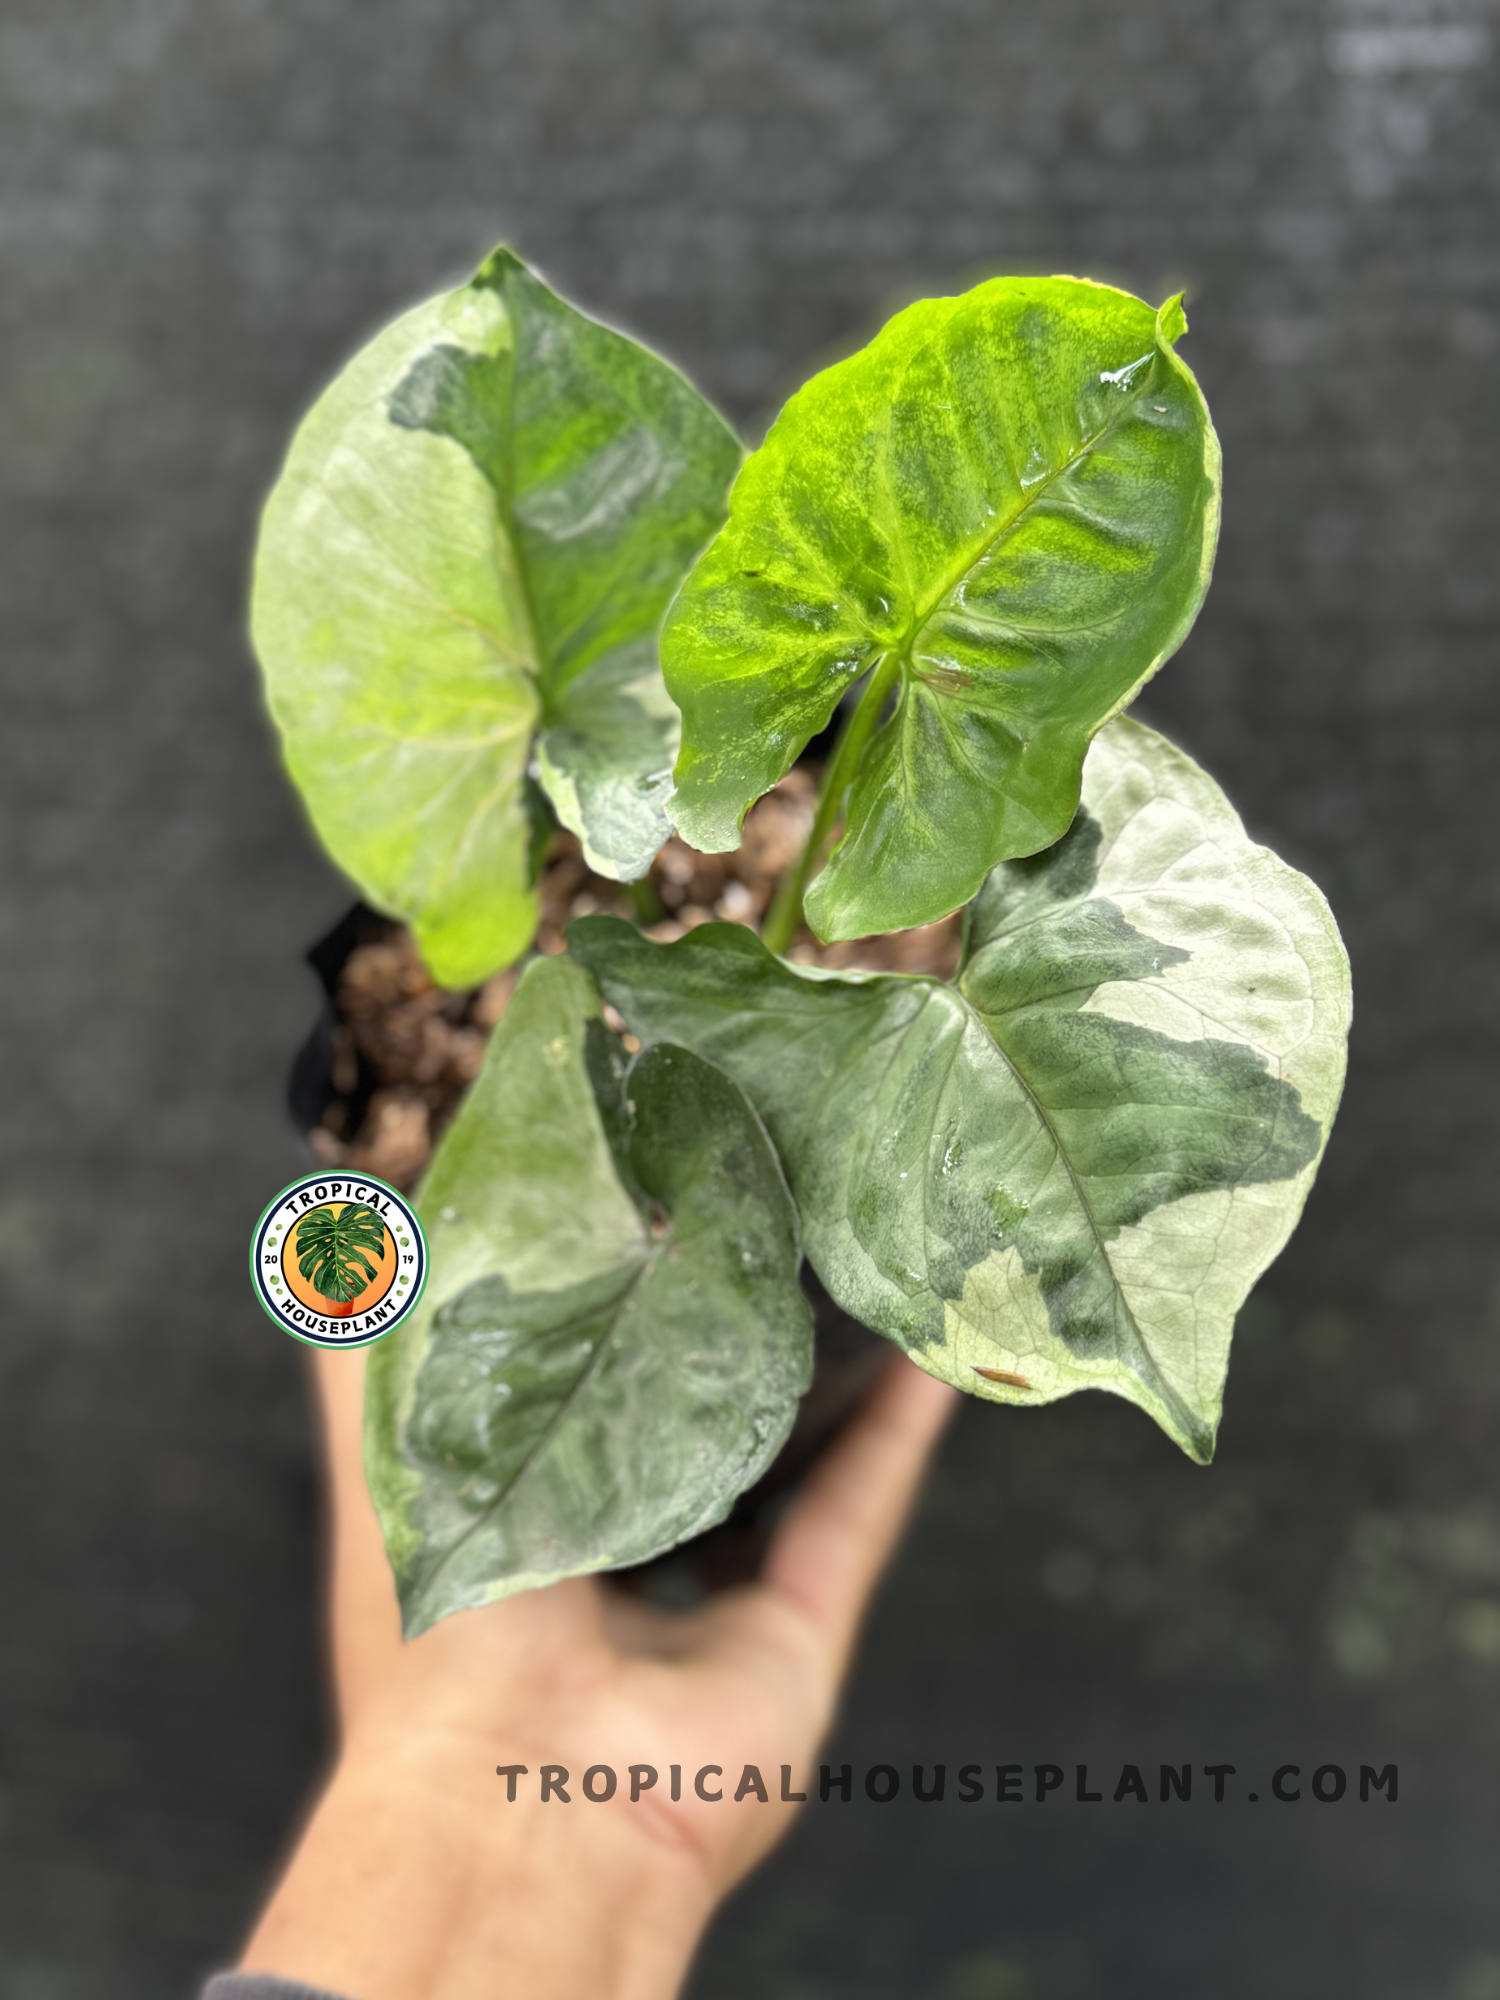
313;1343;366;1489
309;1347;408;1706
758;1355;958;1685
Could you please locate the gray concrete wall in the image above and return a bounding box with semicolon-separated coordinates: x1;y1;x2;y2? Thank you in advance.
1;2;1497;1995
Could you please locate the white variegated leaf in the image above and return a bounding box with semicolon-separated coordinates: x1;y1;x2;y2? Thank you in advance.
572;717;1350;1461
252;249;740;986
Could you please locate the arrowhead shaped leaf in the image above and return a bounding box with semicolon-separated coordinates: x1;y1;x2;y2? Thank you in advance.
364;953;811;1633
252;248;741;986
572;718;1349;1462
663;279;1220;941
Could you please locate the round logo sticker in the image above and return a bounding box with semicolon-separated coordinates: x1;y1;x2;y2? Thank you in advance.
250;1173;427;1348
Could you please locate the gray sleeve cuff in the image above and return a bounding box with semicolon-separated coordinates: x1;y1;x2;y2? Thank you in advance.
201;1977;357;2000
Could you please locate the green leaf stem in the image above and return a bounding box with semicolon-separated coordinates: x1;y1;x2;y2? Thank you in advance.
572;719;1349;1461
252;248;741;987
663;279;1220;941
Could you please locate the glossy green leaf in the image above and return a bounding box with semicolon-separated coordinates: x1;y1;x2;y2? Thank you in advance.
364;954;811;1633
663;278;1220;941
252;247;741;986
573;719;1349;1462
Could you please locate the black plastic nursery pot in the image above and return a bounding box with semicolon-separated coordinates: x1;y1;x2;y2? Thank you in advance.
287;902;892;1598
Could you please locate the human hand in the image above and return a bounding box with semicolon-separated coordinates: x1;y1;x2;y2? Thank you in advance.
238;1343;957;2000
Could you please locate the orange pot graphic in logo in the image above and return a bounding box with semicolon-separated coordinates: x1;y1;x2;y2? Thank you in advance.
287;1202;398;1317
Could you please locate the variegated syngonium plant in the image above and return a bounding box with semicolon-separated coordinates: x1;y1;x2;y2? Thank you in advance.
250;249;1350;1636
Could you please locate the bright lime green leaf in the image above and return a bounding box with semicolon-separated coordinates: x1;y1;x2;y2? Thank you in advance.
573;719;1349;1462
365;955;810;1633
662;278;1220;942
252;248;741;985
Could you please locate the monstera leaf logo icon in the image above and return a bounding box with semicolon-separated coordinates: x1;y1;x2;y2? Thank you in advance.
293;1202;387;1316
251;1174;426;1349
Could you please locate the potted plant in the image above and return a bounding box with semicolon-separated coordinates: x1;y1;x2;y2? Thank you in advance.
251;248;1350;1638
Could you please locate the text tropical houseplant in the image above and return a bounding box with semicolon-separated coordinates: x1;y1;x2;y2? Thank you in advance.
252;249;1350;1636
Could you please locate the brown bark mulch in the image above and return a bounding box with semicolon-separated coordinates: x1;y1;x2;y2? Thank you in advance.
305;770;962;1190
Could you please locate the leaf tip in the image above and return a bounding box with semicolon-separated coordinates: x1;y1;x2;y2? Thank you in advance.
663;788;743;857
1156;293;1189;347
395;1567;441;1640
472;242;527;292
1180;1421;1217;1467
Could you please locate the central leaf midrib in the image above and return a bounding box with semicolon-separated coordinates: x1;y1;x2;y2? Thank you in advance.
422;1253;651;1594
923;978;1202;1441
889;347;1158;669
494;306;551;715
491;290;685;727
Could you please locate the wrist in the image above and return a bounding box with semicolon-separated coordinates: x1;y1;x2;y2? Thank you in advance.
241;1732;714;2000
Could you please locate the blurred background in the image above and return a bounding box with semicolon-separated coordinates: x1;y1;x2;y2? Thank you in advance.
2;1;1499;1995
